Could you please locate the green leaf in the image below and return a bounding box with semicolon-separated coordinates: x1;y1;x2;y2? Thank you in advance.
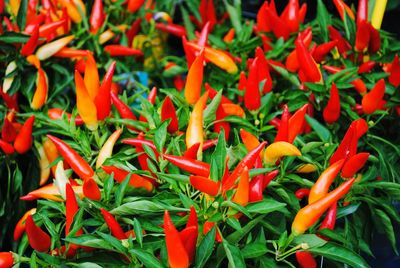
0;32;30;44
293;234;327;248
133;218;143;247
305;114;331;142
204;90;222;125
309;242;370;268
246;199;287;215
195;226;216;268
241;242;268;258
222;240;246;268
223;0;242;34
130;249;162;268
154;121;168;153
17;0;28;30
210;131;227;180
374;209;398;254
180;6;196;40
316;0;331;42
115;173;131;207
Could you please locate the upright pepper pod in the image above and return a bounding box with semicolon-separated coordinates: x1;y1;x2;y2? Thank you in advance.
65;183;83;236
164;210;190;268
333;0;355;21
281;0;300;33
362;79;385;114
295;38;322;83
308;159;345;204
323;83;341;124
257;1;271;33
186;92;208;152
388;55;400;87
14;116;35;154
184;49;204;105
100;208;127;240
355;21;370;52
245;58;261;111
288;104;308;143
2;116;17;143
255;47;273;93
31;68;49;110
25;215;51;252
265;5;290;40
21;24;39;56
161;96;179;133
240;129;262;157
75;70;98;130
84;53;100;101
95;61;116;120
275;104;289;142
371;0;388;30
127;0;146;13
232;167;249;207
357;0;368;26
318;202;337;237
291;179;355;235
90;0;105;33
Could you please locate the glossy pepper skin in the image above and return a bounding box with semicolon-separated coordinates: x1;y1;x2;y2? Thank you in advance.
25;215;51;252
100;208;127;240
95;61;116;120
264;141;301;165
0;252;14;268
21;24;39;56
164;210;189;268
295;188;310;200
190;175;220;196
84;53;100;101
184;49;204;105
0;139;15;155
47;135;94;179
111;92;137;122
13;208;37;241
362;79;385;114
288;104;309;143
186;92;208;151
163;154;210;177
14;116;35;154
104;45;144;57
341;152;369;178
274;104;289;142
244;58;261;111
75;70;98;130
309;159;345;204
318;202;337;236
161;96;179;133
90;0;105;33
232;167;249;207
323;83;341;124
31;68;48;110
295;38;322;83
96;129;122;168
296;251;317;268
1;116;16;143
333;0;355;21
292;178;355;235
65;183;83;252
35;35;75;60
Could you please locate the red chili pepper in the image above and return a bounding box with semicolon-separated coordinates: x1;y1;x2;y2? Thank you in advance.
164;210;189;268
389;55;400;87
14;116;35;154
248;159;265;202
355;21;370;52
257;1;272;33
341;152;369;178
275;104;289;142
351;78;367;95
95;61;116;120
265;5;290;40
205;83;233;105
288;104;308;143
2;116;17;143
295;38;322;83
357;0;368;26
262;169;280;190
155;23;186;37
245;58;261;111
281;0;300;33
182;36;196;68
296;251;317;268
25;215;51;252
362;79;385;114
203;221;222;243
299;3;307;23
184;49;204;105
255;47;273;93
39;19;66;40
190;175;220;196
66;183;83;237
323;83;341;124
0;91;19;111
122;138;159;157
21;24;39;56
127;0;146;13
222;142;267;193
126;19;142;46
163;154;210;177
214;105;231;141
111;92;137;130
100;208;127;240
184;143;200;159
295;188;310;200
0;252;14;268
197;21;210;47
104;45;143;57
102;166;154;192
318;202;337;240
131;133;154;174
179;207;198;263
309;159;345;204
0;139;14;155
368;24;380;54
312;40;338;63
358;61;376;74
328;26;351;55
47;135;94;179
90;0;105;34
292;179;355;235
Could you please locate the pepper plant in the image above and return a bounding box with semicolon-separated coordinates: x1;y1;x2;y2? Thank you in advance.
1;0;400;267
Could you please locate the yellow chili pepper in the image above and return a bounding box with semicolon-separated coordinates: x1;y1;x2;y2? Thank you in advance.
58;0;82;23
96;129;122;168
36;35;75;60
371;0;388;30
239;128;263;158
264;142;301;165
99;25;128;45
31;68;48;110
37;143;50;186
186;92;209;154
84;53;100;100
75;70;98;130
296;163;317;173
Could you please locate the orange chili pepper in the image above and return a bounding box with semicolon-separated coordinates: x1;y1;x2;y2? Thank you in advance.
164;210;189;268
292;179;355;235
184;49;204;105
13;208;37;241
333;0;355;21
43;137;60;176
232;167;249;207
362;79;385;114
84;53;100;100
223;28;235;43
186;92;208;152
308;159;345;204
14;116;35;154
31;68;48;110
189;175;220;196
75;70;98;130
